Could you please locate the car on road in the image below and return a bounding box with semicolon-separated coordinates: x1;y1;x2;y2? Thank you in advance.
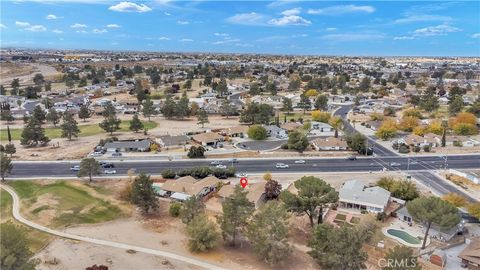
294;160;306;164
390;162;401;167
228;158;238;163
210;160;222;165
104;169;117;174
275;163;289;169
70;165;80;171
347;156;357;161
102;163;115;168
235;172;248;178
111;152;122;157
410;160;418;165
215;164;227;169
89;151;104;157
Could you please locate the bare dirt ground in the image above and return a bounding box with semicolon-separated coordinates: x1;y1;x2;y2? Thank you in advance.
0;63;60;85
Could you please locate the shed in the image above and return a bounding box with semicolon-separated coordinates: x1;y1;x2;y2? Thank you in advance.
430;249;447;268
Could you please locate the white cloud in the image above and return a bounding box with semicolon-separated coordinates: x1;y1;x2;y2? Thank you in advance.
268;15;310;26
472;33;480;39
267;0;301;9
71;23;87;28
326;27;337;31
226;12;267;26
320;33;384;42
393;36;414;40
92;28;107;34
180;38;193;42
413;24;461;37
214;32;229;37
212;38;240;45
25;25;47;32
15;21;30;28
281;8;301;16
177;20;189;25
45;14;58;20
108;2;152;13
0;24;6;29
164;12;171;16
394;14;452;24
308;5;375;15
158;36;170;40
76;30;88;34
106;24;120;28
52;29;63;34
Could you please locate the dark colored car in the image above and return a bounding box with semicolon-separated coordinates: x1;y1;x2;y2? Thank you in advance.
102;163;115;168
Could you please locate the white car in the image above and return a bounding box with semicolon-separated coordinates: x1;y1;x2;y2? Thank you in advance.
215;164;227;169
294;160;306;164
210;160;222;165
104;169;117;174
70;165;80;171
235;172;248;178
89;151;104;157
275;163;289;169
390;162;401;167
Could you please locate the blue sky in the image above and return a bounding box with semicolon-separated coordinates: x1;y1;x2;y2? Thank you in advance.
1;1;479;56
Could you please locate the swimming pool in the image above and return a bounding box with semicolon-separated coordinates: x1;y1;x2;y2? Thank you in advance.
386;229;421;245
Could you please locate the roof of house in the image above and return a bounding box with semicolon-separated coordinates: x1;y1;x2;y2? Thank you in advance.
192;132;224;143
104;139;152;149
339;180;391;209
281;122;303;131
458;238;480;265
218;182;266;205
222;126;249;135
158;135;189;146
311;137;348;148
161;176;221;196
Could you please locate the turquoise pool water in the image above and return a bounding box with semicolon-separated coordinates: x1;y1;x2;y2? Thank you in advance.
387;229;421;245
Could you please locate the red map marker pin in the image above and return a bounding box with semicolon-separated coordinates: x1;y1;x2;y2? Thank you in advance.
240;177;248;188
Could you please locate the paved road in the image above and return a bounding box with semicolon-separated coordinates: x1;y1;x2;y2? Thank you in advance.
0;184;226;270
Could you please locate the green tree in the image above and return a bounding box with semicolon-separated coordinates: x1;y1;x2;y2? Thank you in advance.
281;97;293;115
196;109;209;128
216;77;228;96
78;105;91;122
77;157;100;182
220;100;237;118
181;195;206;224
0;152;13;181
217;185;255;247
176;91;191;119
328;116;343;138
298;94;311;114
382;246;421;270
286;130;309;152
449;95;464;115
60;112;80;140
187;146;205;158
142;99;157;121
247;125;267;140
20;117;50;146
129;114;144;132
377;177;419;201
280;176;338;227
419;86;439;111
240;103;274;124
46;107;60;127
0;222;37;270
186;213;220;253
1;110;14;122
99;103;121;135
131;173;159;214
161;95;177;119
315;95;328;111
407;196;460;249
4;143;16;158
246;201;292;266
10;78;20;93
33;73;44;86
346;133;367;153
183;79;192;90
264;179;282;200
308;224;368;270
32;106;46;123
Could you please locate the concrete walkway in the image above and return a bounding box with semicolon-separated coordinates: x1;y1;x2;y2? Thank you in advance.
0;184;226;270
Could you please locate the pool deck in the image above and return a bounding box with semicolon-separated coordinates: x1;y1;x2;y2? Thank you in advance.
383;223;431;248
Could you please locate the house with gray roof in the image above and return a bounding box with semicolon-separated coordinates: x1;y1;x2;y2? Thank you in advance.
157;135;189;148
263;125;287;139
338;180;391;213
104;139;152;152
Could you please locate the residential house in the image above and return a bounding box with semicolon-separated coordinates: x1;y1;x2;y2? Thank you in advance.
191;132;224;146
458;238;480;269
104;139;152;152
161;176;222;201
338;180;391;213
157;135;189;148
395;206;464;242
311;137;348;151
447;136;480;147
217;182;267;207
264;125;287;139
397;134;440;148
220;126;249;137
280;122;303;132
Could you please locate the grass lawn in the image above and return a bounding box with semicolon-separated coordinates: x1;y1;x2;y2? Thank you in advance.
334;213;347;222
279;111;312;122
1;189;53;252
350;217;361;224
0;120;157;142
9;181;127;228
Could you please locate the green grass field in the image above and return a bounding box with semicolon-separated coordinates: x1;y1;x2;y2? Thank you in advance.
0;120;157;142
1;189;52;252
9;181;126;228
279;111;313;122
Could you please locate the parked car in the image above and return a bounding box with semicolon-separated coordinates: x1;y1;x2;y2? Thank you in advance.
235;172;248;178
111;152;122;157
89;151;104;157
275;163;289;169
104;169;117;174
70;165;80;171
210;160;222;165
294;160;306;164
390;162;401;167
347;156;357;161
215;164;227;169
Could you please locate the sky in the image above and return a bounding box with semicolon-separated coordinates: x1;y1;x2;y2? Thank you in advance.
1;0;479;56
